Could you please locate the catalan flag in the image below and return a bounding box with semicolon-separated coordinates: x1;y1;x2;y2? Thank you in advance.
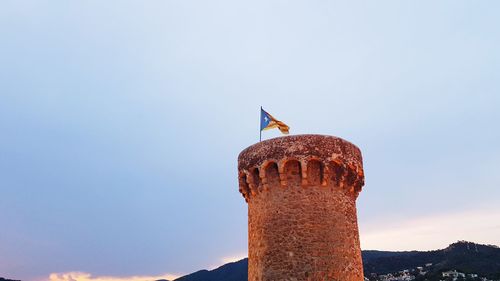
260;107;289;140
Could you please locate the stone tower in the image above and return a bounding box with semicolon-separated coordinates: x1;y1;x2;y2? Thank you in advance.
237;135;365;281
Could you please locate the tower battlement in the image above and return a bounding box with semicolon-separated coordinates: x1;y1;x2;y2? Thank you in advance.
238;134;364;202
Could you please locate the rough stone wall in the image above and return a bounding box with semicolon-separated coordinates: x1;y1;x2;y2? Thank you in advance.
238;135;365;281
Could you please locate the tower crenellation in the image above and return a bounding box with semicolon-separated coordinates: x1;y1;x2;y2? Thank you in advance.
238;134;364;202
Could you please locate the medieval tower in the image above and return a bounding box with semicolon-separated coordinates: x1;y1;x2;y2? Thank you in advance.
237;134;365;281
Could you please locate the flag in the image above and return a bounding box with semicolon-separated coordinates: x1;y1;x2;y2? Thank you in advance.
260;107;289;134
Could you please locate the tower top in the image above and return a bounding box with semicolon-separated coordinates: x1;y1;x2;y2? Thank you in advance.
237;134;365;202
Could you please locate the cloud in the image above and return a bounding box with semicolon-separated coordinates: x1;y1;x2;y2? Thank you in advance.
48;272;180;281
360;207;500;251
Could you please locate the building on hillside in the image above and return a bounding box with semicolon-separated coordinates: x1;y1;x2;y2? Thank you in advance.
442;270;466;279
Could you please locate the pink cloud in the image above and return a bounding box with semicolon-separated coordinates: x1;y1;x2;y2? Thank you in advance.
48;272;181;281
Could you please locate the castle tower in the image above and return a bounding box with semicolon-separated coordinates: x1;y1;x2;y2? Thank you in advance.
237;135;365;281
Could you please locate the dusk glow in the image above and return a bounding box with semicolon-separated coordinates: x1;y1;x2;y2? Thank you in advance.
48;272;180;281
1;1;499;280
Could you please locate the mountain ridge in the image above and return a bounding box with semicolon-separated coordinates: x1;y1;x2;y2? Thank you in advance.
172;241;500;281
0;278;21;281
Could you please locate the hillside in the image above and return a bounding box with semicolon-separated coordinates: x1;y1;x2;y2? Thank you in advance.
174;259;248;281
174;241;500;281
363;241;500;279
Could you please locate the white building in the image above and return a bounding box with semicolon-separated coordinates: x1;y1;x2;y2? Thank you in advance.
442;269;466;279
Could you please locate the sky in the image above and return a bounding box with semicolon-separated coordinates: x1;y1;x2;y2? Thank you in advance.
1;1;500;280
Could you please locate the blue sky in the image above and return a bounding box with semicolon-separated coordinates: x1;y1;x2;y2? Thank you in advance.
1;1;499;280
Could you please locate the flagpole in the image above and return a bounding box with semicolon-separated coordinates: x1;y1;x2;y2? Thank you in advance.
259;106;262;142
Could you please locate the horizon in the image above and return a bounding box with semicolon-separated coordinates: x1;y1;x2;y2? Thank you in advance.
44;240;500;281
1;1;500;281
